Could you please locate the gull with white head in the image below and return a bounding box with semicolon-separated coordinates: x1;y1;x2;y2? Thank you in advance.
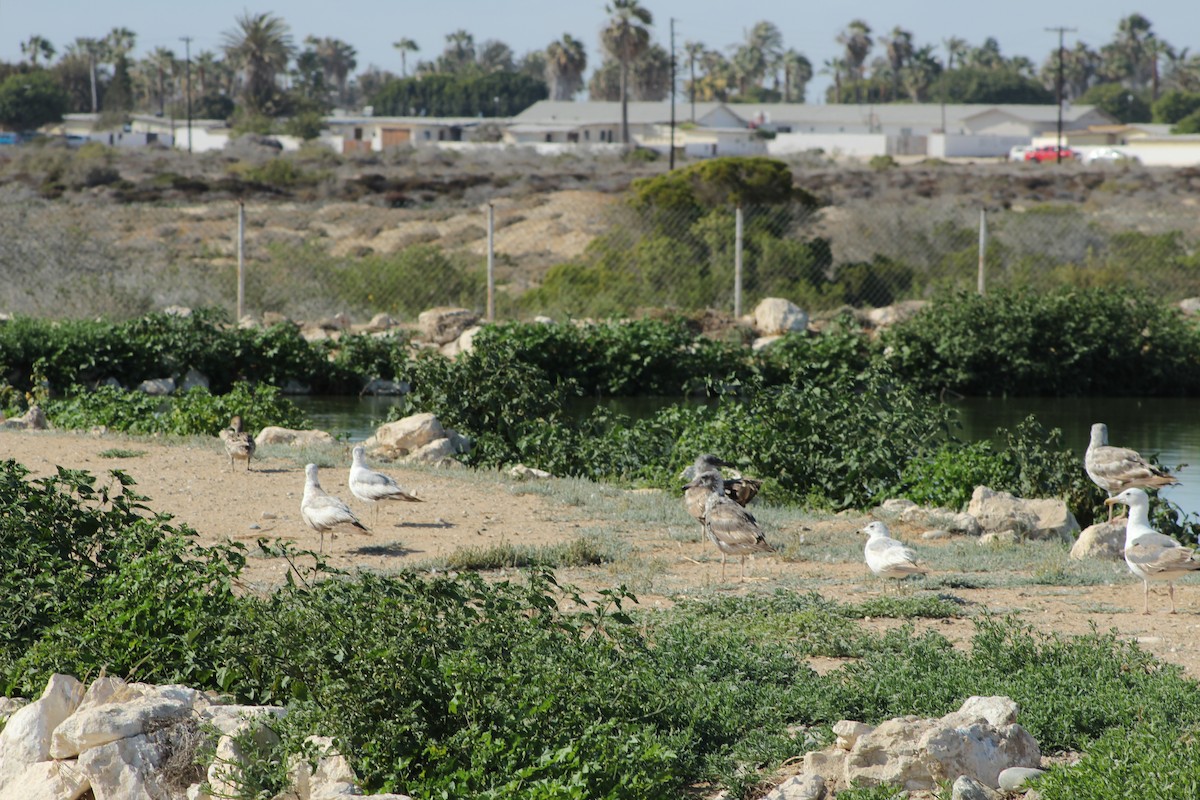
1106;487;1200;614
860;520;928;589
349;445;422;526
301;463;369;553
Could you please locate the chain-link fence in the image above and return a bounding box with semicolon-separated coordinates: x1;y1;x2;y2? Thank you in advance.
2;190;1199;322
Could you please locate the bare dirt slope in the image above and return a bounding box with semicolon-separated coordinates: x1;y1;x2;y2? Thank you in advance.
7;427;1200;679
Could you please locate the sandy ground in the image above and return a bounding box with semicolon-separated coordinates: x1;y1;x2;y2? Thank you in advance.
7;427;1200;681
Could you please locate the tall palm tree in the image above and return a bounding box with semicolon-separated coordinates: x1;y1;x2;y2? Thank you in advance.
68;37;106;112
144;47;177;116
304;36;357;104
477;40;515;73
683;40;705;118
631;43;671;101
821;57;847;103
546;34;587;100
943;37;968;71
901;45;940;102
746;20;783;93
602;0;653;145
21;35;56;67
881;27;914;101
221;11;294;115
392;38;419;77
440;29;476;73
105;27;137;59
837;20;872;103
781;49;812;103
967;37;1004;71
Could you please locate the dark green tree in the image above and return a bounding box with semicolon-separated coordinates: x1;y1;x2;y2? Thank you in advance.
936;67;1054;103
1079;82;1151;122
0;70;68;130
1152;89;1200;123
371;72;545;117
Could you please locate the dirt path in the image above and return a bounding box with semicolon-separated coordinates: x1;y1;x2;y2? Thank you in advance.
7;427;1200;678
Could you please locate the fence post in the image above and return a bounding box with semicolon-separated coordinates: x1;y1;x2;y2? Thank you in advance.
236;201;246;321
977;208;987;296
734;206;744;317
486;201;496;322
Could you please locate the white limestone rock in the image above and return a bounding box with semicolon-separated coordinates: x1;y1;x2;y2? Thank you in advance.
763;772;825;800
0;760;89;800
0;674;85;793
418;307;479;345
404;437;458;465
1070;520;1125;561
967;487;1039;538
138;378;176;396
254;427;335;447
180;369;210;392
78;734;171;800
440;324;482;358
753;298;808;336
1024;498;1080;542
365;413;446;454
509;464;553;480
51;692;193;759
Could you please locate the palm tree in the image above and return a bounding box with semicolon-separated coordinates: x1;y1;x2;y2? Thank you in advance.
392;38;419;77
966;37;1004;71
546;34;587;100
1163;47;1200;93
477;40;515;73
631;43;671;101
881;27;914;101
21;35;56;67
746;20;783;93
821;57;847;103
683;40;704;118
304;36;357;104
602;0;653;145
68;37;106;112
439;29;476;73
781;49;813;103
105;27;137;59
837;19;872;103
144;47;177;116
943;37;968;71
901;45;940;102
221;11;294;116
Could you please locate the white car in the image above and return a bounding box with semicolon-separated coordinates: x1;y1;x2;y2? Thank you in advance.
1008;145;1032;162
1083;147;1139;165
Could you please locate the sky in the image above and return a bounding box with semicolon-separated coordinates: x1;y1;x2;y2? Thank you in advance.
0;0;1194;104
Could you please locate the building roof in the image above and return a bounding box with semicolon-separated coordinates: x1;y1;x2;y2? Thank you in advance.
731;103;1108;128
513;100;729;125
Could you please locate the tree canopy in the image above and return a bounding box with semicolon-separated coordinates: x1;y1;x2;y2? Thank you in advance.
0;70;68;130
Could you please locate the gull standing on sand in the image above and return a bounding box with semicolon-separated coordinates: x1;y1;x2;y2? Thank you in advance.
860;520;928;589
1085;422;1179;520
219;415;255;472
348;445;422;526
682;453;762;529
302;463;369;553
1106;487;1200;615
683;470;773;582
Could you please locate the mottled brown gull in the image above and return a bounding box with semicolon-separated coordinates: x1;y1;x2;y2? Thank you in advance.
1085;422;1178;519
683;470;773;582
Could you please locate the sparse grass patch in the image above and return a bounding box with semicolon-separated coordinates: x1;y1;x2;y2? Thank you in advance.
427;533;624;572
98;448;146;459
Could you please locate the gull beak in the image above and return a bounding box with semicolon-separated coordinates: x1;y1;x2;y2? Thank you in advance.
1104;497;1119;507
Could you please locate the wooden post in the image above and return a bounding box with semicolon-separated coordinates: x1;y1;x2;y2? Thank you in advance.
734;206;744;317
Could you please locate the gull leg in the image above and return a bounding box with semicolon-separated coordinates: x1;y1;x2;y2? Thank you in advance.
1169;582;1178;614
739;555;746;583
720;553;727;582
1143;580;1151;615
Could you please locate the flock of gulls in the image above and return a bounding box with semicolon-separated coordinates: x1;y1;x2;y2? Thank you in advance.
684;421;1199;615
219;416;1199;614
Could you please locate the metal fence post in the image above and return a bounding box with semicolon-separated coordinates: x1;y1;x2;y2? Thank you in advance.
237;201;246;321
734;206;744;317
977;208;987;296
486;201;496;322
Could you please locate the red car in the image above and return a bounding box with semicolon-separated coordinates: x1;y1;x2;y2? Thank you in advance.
1024;145;1078;163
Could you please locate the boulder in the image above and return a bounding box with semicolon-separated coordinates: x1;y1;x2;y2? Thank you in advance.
179;369;210;392
1024;498;1080;542
753;298;808;336
441;325;482;358
163;305;192;317
254;427;335;447
815;696;1039;792
51;688;193;758
948;512;984;538
509;464;553;480
1070;520;1125;561
0;675;85;792
998;766;1046;790
418;307;479;345
78;734;171;800
967;487;1039;538
363;313;395;332
866;300;928;328
0;760;89;800
288;736;360;800
832;720;873;751
138;378;175;396
879;498;918;516
952;775;1000;800
403;438;458;465
1179;298;1200;316
0;698;28;721
751;334;785;351
366;413;446;454
2;405;49;430
763;772;825;800
262;311;293;327
360;378;409;396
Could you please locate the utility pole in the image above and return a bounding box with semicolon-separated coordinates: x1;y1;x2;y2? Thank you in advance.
180;36;193;153
1045;26;1075;164
669;18;677;170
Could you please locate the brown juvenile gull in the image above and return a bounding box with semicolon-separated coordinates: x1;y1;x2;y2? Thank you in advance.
219;415;255;472
301;463;369;553
1106;487;1200;615
683;470;773;582
682;453;762;529
860;520;928;590
1085;422;1179;520
348;445;422;526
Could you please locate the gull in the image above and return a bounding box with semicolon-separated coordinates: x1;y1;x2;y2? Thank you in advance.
860;521;928;590
683;470;773;582
1106;487;1200;614
219;415;255;472
348;445;422;526
1086;422;1178;520
682;453;762;529
301;463;369;553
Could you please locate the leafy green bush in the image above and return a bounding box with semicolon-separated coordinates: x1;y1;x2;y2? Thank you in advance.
1035;722;1200;800
881;288;1200;396
44;382;309;435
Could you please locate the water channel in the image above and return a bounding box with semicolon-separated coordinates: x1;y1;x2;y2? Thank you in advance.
289;394;1200;519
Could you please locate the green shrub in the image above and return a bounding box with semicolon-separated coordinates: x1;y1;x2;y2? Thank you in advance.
1035;722;1200;800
